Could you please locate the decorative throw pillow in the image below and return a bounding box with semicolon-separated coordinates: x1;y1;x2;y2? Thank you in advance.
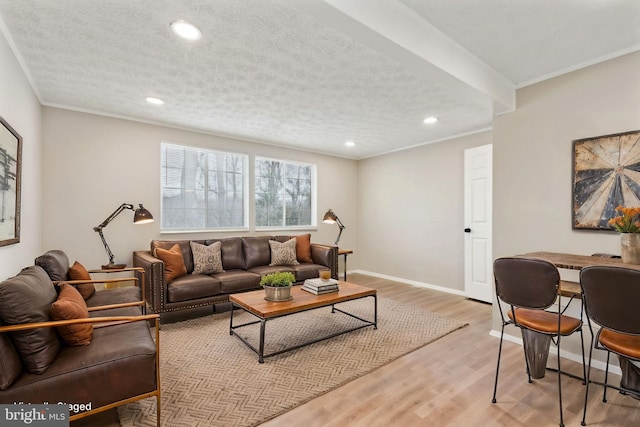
50;283;93;346
0;266;61;374
269;238;300;266
295;234;313;264
155;244;187;283
0;326;22;390
190;241;224;274
68;261;96;300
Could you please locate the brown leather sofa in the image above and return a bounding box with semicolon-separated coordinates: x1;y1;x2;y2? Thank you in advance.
0;265;160;425
133;235;338;314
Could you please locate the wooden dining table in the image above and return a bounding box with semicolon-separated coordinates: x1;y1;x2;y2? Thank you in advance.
517;251;640;298
513;251;640;385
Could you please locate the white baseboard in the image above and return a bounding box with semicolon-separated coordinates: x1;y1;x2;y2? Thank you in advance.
351;269;467;297
489;329;621;376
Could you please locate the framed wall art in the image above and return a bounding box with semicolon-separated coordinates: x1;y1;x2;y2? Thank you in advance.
0;115;22;246
573;130;640;230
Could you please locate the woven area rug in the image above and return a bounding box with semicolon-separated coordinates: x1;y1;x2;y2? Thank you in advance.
118;297;466;427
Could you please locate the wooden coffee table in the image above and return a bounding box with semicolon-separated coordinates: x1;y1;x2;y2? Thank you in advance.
229;281;377;363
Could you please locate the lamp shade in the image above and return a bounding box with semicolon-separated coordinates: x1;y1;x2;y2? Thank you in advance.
134;204;154;224
322;209;345;246
323;209;337;224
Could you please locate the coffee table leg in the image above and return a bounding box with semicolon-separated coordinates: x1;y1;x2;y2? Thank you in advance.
259;318;266;363
229;303;235;335
373;294;378;330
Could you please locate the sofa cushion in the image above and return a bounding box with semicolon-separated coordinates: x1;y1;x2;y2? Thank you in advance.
51;283;93;346
167;275;221;303
269;238;300;266
0;266;61;374
291;264;329;282
212;270;261;293
155;244;187;284
296;234;313;263
190;241;224;274
68;261;96;300
0;324;22;390
35;249;70;281
248;265;295;277
243;237;271;269
207;237;245;270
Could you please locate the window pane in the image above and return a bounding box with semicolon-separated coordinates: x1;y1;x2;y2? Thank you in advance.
161;143;247;231
256;158;315;228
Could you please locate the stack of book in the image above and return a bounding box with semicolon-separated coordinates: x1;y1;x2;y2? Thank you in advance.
301;277;339;295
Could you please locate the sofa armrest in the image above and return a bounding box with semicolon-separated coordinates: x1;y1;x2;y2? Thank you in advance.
310;244;339;280
86;301;146;312
85;267;146;312
133;250;166;314
0;314;160;333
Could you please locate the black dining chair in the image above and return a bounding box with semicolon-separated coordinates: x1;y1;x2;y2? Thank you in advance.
492;257;585;427
579;266;640;426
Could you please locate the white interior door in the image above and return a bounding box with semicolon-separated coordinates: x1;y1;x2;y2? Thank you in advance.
464;144;493;303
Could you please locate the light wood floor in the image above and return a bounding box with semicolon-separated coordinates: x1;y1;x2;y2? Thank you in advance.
73;273;639;426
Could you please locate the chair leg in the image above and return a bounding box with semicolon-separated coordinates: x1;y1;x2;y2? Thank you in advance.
581;334;595;426
520;330;533;384
492;324;506;403
579;329;586;384
603;351;611;403
556;335;564;427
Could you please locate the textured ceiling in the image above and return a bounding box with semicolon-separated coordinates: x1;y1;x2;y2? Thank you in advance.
0;0;638;159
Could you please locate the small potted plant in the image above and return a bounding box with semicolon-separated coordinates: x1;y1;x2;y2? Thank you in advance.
260;272;296;301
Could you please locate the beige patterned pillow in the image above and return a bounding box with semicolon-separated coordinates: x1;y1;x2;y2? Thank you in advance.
190;241;224;274
269;238;300;266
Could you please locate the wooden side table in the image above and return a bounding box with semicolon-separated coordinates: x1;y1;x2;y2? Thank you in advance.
338;249;353;281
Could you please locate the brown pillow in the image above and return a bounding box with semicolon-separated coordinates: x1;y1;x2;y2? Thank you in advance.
156;244;187;283
0;327;22;390
68;261;96;300
296;234;313;264
51;283;93;346
0;266;60;374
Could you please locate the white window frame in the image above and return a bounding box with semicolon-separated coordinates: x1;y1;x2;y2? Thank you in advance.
160;142;249;233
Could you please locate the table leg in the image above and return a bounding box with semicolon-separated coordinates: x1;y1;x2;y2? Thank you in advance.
373;294;378;330
259;319;266;364
229;304;234;335
521;329;551;379
343;253;348;281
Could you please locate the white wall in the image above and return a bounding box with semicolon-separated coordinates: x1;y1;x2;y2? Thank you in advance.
493;51;640;364
356;131;492;291
0;30;42;279
41;108;358;268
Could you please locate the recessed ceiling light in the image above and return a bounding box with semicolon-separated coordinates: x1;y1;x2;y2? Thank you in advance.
171;20;202;41
145;97;164;105
423;116;438;124
345;141;356;147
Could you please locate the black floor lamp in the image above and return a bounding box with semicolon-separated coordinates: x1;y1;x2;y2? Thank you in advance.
323;209;345;246
94;203;153;269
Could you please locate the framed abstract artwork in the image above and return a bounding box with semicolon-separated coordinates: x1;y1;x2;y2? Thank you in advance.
0;115;22;246
573;130;640;230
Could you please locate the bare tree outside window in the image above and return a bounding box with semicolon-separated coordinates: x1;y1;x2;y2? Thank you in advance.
255;157;315;228
161;143;247;231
